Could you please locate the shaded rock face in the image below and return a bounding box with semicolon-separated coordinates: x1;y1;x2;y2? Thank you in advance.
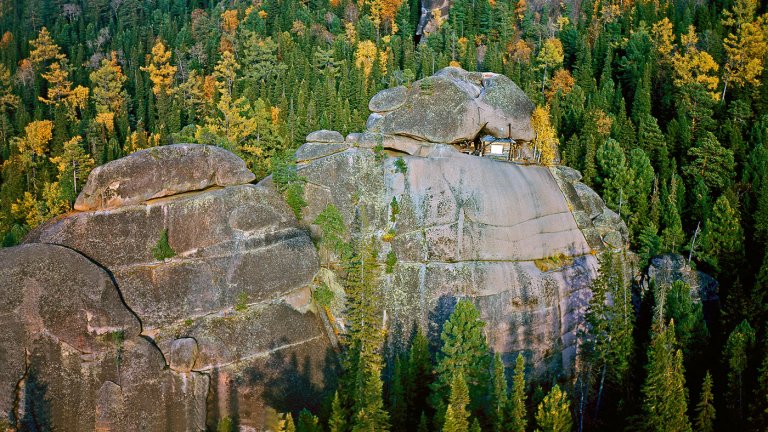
294;144;628;377
364;67;535;153
75;144;255;211
643;254;720;322
11;146;335;430
0;244;207;431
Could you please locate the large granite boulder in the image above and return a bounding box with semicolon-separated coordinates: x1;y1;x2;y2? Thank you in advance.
291;144;629;377
0;244;207;431
21;146;335;430
642;254;719;321
74;144;255;211
366;67;535;150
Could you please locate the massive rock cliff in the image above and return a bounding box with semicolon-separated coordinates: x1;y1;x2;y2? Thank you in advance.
0;68;629;430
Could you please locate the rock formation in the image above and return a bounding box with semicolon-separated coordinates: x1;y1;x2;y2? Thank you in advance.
0;69;630;430
361;67;535;155
4;144;334;430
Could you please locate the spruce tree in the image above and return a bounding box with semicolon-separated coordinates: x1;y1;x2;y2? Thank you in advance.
389;355;407;432
406;331;433;426
491;353;508;432
724;319;756;424
506;354;527;432
430;300;491;425
641;322;692;432
442;372;470;432
329;391;347;432
534;384;572;432
694;372;715;432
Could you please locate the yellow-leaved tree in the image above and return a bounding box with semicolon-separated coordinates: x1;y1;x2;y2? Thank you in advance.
720;0;768;100
141;39;178;141
531;105;559;166
671;26;720;100
536;38;564;94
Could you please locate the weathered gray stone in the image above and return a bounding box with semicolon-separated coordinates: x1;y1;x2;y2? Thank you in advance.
306;129;344;143
366;112;384;129
292;146;619;376
366;67;536;146
477;73;536;141
165;338;199;373
644;254;719;303
0;244;207;431
371;74;481;143
75;144;255;211
26;178;333;427
369;86;408;112
296;142;350;163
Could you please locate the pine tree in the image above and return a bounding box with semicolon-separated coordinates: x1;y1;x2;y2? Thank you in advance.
724;319;756;424
442;372;470;432
430;300;491;426
329;391;347;432
406;331;433;426
506;354;527;432
641;322;692;432
389;355;407;432
534;384;571;432
700;194;744;273
694;372;715;432
491;353;508;432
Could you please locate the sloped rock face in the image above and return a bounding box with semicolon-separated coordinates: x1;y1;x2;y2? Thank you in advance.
294;144;628;377
75;144;255;211
14;144;334;430
0;244;207;431
365;67;535;153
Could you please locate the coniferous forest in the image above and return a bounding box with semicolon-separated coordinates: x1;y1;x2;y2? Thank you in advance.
2;0;768;430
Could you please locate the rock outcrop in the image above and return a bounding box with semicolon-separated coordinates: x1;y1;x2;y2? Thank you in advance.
1;68;631;430
293;142;628;376
363;67;535;154
0;244;207;431
74;144;255;211
9;144;335;430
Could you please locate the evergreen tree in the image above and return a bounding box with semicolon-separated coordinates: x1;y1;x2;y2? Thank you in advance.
506;354;527;432
329;391;347;432
724;319;756;424
641;322;692;432
406;330;433;427
694;372;715;432
491;353;508;432
430;300;491;425
442;372;470;432
534;385;572;432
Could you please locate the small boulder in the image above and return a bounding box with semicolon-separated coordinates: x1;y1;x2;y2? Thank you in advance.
166;338;199;373
75;144;255;211
368;86;408;112
306;129;344;143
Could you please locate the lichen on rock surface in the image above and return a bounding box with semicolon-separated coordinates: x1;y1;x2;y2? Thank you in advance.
364;67;535;152
74;143;256;211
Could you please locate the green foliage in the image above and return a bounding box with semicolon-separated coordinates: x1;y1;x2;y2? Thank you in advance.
491;353;508;432
315;204;347;259
394;157;408;174
313;282;335;307
641;323;691;432
385;250;397;274
724;319;756;420
234;291;249;312
273;153;307;220
152;229;176;261
535;385;572;432
694;372;716;432
442;372;471;432
430;300;491;426
297;409;321;432
506;354;527;432
390;196;400;222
